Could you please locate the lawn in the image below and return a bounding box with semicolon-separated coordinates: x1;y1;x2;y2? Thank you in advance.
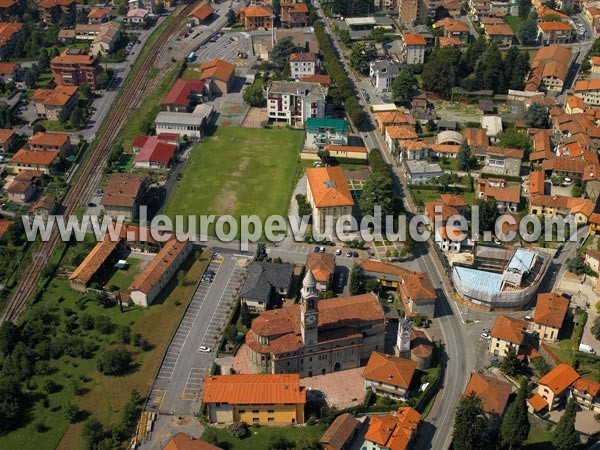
181;63;203;79
504;15;523;33
163;127;304;235
104;257;145;291
438;158;459;171
523;421;554;449
201;424;327;450
409;188;441;206
0;248;210;450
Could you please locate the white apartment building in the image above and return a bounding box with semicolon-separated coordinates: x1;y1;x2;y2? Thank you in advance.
289;53;317;80
267;81;326;127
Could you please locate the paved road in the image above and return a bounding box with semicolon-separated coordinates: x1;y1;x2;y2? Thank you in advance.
313;3;472;449
141;252;249;449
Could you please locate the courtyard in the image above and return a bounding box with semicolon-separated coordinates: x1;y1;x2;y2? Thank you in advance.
162;127;303;236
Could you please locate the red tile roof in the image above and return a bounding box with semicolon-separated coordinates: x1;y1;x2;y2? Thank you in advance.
11;149;58;166
538;364;580;395
203;374;306;405
464;372;512;415
301;74;331;85
319;413;360;450
529;171;545;195
305;252;335;283
402;33;426;46
29;131;71;147
533;293;569;329
538;21;572;32
528;393;548;412
490;315;527;344
69;234;120;284
365;407;421;450
306;166;354;208
161;78;206;107
163;433;221;450
363;352;417;389
129;239;190;293
190;3;214;21
290;52;315;62
199;59;235;82
100;173;146;208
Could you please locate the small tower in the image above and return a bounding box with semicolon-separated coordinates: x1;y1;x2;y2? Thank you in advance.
396;317;412;358
300;270;319;346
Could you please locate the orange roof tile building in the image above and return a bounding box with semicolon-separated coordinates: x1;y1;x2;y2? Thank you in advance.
364;407;421;450
526;45;573;93
51;48;99;89
532;293;569;343
9;149;59;174
39;0;75;23
203;374;306;425
245;271;386;377
464;372;512;415
100;173;147;220
69;234;122;291
199;59;235;94
189;3;214;24
32;85;78;122
239;5;273;30
305;251;335;292
363;352;417;400
163;433;221;450
537;364;580;410
488;314;529;357
320;413;360;450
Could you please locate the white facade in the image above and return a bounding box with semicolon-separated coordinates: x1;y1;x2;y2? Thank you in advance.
369;60;402;92
290;57;317;80
267;81;326;127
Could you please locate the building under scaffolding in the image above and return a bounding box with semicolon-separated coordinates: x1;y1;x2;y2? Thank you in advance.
452;247;552;310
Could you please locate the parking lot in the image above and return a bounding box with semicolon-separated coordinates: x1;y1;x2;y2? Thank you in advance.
146;252;250;416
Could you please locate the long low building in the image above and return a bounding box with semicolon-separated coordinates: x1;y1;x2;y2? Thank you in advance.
154;104;214;139
128;239;192;306
453;248;551;309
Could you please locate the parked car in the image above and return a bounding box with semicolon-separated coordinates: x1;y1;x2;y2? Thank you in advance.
313;246;320;253
319;246;326;253
579;344;596;354
199;346;211;353
387;295;394;303
335;249;342;255
345;251;353;257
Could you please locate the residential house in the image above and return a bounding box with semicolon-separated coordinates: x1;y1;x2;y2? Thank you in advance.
0;22;23;60
424;199;460;224
529;171;547;195
125;8;149;25
163;433;221;450
362;407;421;450
100;173;147;220
537;21;573;45
592;56;600;73
434;18;470;43
239;5;273;30
438;36;462;47
463;127;489;148
376;110;409;134
306;166;354;236
240;261;294;311
399;0;435;24
199;59;235;95
463;372;512;420
32;85;78;122
154;104;215;139
385;125;418;152
529;194;595;224
585;248;600;273
482;185;521;212
5;170;43;202
9;149;58;174
301;73;331;87
289;53;317;80
535;364;580;411
0;128;15;153
585;5;600;38
403;160;443;184
583;164;600;199
570;377;600;413
489;314;528;357
305;251;335;292
203;374;306;425
161;78;206;112
484;146;523;176
573;79;600;106
0;61;17;82
27;195;55;221
29;132;71;157
38;0;75;24
400;33;426;65
87;7;112;24
363;352;417;401
267;81;326;127
356;259;437;317
565;95;585;114
68;234;122;291
319;413;360;450
133;135;177;169
369;59;402;92
542;156;586;178
128;239;192;306
280;2;308;28
435;225;466;253
51;48;99;89
439;193;468;215
532;292;569;343
90;22;121;57
188;3;214;26
525;45;573;93
484;23;514;46
304;118;348;150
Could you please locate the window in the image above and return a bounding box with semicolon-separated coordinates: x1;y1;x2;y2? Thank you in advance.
253;418;259;423
252;410;259;414
267;409;274;414
268;417;274;422
239;409;245;413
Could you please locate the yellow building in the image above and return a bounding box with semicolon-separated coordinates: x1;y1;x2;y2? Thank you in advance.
532;293;569;343
489;314;528;358
203;374;306;425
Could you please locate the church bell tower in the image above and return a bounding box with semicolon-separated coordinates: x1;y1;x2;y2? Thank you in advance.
300;270;319;346
397;317;412;358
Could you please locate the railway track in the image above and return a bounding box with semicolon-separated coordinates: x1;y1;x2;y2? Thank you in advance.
0;5;193;324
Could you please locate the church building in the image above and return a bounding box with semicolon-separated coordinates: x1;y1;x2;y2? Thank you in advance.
245;271;387;377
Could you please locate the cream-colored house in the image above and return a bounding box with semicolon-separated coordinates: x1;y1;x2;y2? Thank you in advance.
532;292;569;343
489;314;528;357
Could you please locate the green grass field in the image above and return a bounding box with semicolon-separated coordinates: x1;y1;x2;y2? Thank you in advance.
163;127;303;235
504;16;522;33
0;249;210;450
409;189;441;206
201;424;327;450
104;258;145;291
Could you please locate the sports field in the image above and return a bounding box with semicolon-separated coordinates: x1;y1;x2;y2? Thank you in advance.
163;127;303;235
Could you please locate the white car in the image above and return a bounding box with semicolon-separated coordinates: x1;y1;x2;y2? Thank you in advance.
199;346;211;353
481;332;491;340
335;249;342;255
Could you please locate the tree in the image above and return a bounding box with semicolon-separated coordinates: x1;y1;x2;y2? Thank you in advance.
271;37;296;70
349;41;377;74
227;421;249;439
453;392;486;450
422;47;460;97
497;128;532;153
0;373;24;432
272;0;281;19
392;68;418;104
64;403;80;423
255;243;268;261
32;123;46;134
519;0;531;18
524;103;549;128
227;8;236;27
566;255;585;275
296;194;312;217
96;348;132;376
370;27;386;43
591;316;600;340
70;104;85;129
500;379;530;450
79;83;91;99
339;29;351;46
96;69;109;89
479;198;501;233
121;390;141;431
500;347;522;377
243;84;264;107
223;324;237;344
474;43;506;93
240;301;251;328
349;264;366;295
552;398;579;450
0;322;20;355
457;141;475;171
267;432;292;450
518;18;539;45
82;417;105;450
